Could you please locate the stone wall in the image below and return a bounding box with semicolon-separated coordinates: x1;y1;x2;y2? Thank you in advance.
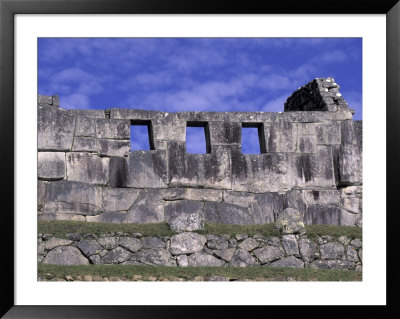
37;231;362;271
37;78;362;227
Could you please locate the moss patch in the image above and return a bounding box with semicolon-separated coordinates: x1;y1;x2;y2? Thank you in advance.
38;263;362;281
38;220;361;239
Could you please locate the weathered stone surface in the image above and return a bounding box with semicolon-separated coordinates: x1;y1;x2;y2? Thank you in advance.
127;189;164;223
74;117;96;137
282;190;306;218
209;121;241;145
43;246;89;265
38;106;76;151
298;238;319;262
162;188;186;201
350;238;362;249
168;142;231;189
86;211;129;223
38;152;65;180
152;114;186;141
264;120;297;153
89;255;103;264
223;191;253;208
37;181;46;212
297;135;317;153
44;181;102;216
275;208;305;235
304;205;357;226
231;150;290;193
310;260;355;270
132;248;176;266
141;237;166;249
38;213;86;221
68;109;105;119
72;137;97;152
316;122;341;145
204;202;253;225
302;190;340;206
281;235;299;256
95;119;130;139
345;245;359;262
340;196;360;214
164;200;204;230
168;213;204;232
118;237;142;253
238;238;259;252
170;232;206;255
213;248;236;261
206;235;229;250
97;139;130;157
320;242;344;260
66;152;109;185
97;237;118;250
177;254;189;267
102;247;132;264
229;248;257;267
41;237;72;251
250;192;283;224
253;246;285;264
185;189;222;202
267;256;304;268
188;252;226;267
103;188;140;212
77;240;103;257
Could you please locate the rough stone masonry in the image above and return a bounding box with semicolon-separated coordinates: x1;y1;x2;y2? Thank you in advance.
37;77;362;228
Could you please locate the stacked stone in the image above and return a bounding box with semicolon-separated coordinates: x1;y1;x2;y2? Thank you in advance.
37;231;362;271
284;77;350;112
37;77;362;227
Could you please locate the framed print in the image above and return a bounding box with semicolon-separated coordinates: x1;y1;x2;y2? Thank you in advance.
1;0;399;317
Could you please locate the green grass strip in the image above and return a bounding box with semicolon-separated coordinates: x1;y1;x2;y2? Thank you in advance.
38;220;361;239
38;263;361;281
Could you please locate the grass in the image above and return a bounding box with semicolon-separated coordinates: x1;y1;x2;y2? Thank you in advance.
38;263;362;281
38;220;362;239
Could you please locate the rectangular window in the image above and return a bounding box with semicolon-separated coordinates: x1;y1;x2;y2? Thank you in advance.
241;123;266;154
186;122;211;154
130;120;154;151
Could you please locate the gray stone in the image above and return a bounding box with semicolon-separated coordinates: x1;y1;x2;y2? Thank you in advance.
264;120;297;153
102;247;132;264
42;246;89;265
162;188;186;201
229;248;257;267
170;232;207;255
304;205;357;226
103;188;140;212
213;248;236;261
337;236;351;246
132;248;176;266
297;135;317;153
44;181;103;216
266;237;281;247
38;152;65;180
235;234;248;241
72;137;97;152
74;117;96;137
204;202;254;225
340;196;360;214
275;208;306;235
41;237;72;251
97;237;118;250
68;109;105;119
95;119;130;139
186;189;222;202
238;238;259;252
127;189;164;223
66;152;109;185
316;122;341;145
97;139;130;157
320;242;344;260
206;235;229;250
165;200;204;231
188;252;226;267
345;245;359;262
281;235;299;256
350;238;362;249
302;190;340;206
141;237;166;249
77;240;103;257
267;256;304;268
37;181;46;212
358;248;362;264
223;191;254;208
86;211;129;223
89;255;103;264
310;260;355;270
38;106;76;151
298;238;319;262
152;114;186;141
39;213;86;222
177;255;189;267
250;192;283;224
65;233;81;241
118;237;142;253
209;121;241;145
253;246;285;264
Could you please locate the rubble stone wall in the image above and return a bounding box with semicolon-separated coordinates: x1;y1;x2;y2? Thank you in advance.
38;78;362;227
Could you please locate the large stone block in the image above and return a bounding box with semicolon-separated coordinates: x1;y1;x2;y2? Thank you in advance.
38;106;76;151
152;114;186;141
68;109;105;119
253;246;285;264
304;205;357;226
72;137;97;152
165;200;204;231
42;246;89;265
250;192;283;224
229;248;257;267
44;180;103;216
95;119;130;139
188;252;226;267
66;152;109;185
170;232;207;255
264;120;297;153
168;142;231;189
37;181;46;212
131;248;176;266
74;117;96;137
266;256;304;268
316;122;341;145
38;152;65;180
231;149;290;193
209;121;241;145
223;191;254;208
86;211;129;223
127;189;164;223
103;188;141;212
96;139;130;157
185;189;222;202
204;202;254;225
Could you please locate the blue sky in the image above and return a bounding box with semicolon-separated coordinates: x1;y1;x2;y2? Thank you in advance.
38;38;362;153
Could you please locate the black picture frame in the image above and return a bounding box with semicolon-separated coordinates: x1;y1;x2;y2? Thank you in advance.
1;0;399;317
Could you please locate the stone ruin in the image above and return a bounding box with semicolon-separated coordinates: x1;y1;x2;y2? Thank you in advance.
37;77;363;230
